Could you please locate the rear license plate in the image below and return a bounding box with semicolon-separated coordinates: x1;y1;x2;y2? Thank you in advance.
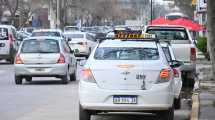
113;95;137;104
35;68;45;71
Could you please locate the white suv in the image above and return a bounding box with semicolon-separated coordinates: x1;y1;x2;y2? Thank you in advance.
79;35;179;120
0;25;17;63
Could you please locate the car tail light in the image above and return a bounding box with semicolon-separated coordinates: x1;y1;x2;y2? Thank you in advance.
191;47;196;61
160;69;169;78
81;68;96;83
157;69;171;83
15;54;24;64
9;34;14;47
173;68;179;78
57;53;65;64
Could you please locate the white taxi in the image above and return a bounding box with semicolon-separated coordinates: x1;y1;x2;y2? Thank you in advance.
79;31;178;120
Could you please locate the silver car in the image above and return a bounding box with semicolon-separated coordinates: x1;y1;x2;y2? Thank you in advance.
14;36;77;84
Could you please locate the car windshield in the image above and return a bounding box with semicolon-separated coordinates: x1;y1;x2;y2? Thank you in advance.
147;29;188;40
0;28;8;40
64;34;84;39
32;31;60;37
21;39;60;53
94;47;159;60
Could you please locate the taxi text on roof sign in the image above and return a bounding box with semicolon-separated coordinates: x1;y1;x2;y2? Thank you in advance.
114;30;156;39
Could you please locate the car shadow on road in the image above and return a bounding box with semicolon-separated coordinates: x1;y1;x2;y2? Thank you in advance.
23;80;75;85
92;113;161;120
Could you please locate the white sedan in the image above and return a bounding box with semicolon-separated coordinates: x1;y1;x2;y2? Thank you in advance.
79;37;178;120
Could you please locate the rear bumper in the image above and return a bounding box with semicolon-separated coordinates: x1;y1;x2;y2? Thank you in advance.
0;54;12;59
79;81;174;111
15;64;67;76
180;62;196;72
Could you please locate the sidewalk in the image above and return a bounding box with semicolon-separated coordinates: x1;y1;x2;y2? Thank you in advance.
191;57;215;120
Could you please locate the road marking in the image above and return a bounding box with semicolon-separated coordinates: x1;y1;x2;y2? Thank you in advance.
191;93;199;120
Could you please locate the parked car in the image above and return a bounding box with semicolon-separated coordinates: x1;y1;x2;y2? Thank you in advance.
161;42;183;109
0;25;17;63
79;32;180;120
14;36;77;84
31;29;64;38
64;26;80;32
145;25;196;87
63;31;98;58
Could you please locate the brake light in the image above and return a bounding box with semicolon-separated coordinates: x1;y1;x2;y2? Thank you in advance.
82;68;96;83
173;68;179;78
160;69;169;78
191;47;196;61
15;54;23;64
83;69;93;78
9;34;14;47
57;53;65;64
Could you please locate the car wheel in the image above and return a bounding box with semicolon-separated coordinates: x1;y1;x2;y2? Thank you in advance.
70;70;76;81
157;105;174;120
15;76;22;85
61;70;69;84
79;104;91;120
174;96;181;110
25;77;32;82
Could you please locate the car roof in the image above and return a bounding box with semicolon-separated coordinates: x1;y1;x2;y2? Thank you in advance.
33;29;62;33
64;31;86;34
23;36;63;41
146;25;187;29
98;40;157;48
0;25;16;29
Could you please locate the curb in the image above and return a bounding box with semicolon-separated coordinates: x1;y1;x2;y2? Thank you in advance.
190;93;200;120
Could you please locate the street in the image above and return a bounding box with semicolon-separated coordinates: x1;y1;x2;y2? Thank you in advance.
0;61;191;120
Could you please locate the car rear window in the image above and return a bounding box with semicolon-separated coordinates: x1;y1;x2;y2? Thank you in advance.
146;29;188;40
0;28;8;40
21;39;60;53
94;47;159;60
64;34;84;39
32;32;61;37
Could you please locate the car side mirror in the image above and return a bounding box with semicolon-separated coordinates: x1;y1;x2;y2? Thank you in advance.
79;60;87;66
170;60;183;68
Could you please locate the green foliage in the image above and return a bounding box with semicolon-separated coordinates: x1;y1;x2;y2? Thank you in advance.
196;37;207;53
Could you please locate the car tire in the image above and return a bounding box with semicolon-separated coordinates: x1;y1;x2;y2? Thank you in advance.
61;70;69;84
25;77;32;82
70;71;76;81
157;105;174;120
79;104;91;120
174;96;181;110
15;76;22;85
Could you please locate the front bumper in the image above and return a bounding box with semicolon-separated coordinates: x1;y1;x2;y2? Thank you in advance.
15;64;67;76
79;81;174;111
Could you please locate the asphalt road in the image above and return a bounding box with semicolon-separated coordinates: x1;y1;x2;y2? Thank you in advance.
0;61;191;120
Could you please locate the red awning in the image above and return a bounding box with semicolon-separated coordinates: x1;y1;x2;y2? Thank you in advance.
149;17;171;25
169;18;203;31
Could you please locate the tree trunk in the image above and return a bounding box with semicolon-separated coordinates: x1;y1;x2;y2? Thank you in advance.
207;0;215;80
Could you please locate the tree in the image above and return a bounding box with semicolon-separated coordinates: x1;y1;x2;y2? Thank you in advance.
174;0;195;18
207;0;215;80
4;0;19;24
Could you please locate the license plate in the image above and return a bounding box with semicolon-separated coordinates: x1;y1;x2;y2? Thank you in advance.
113;95;137;104
35;68;45;71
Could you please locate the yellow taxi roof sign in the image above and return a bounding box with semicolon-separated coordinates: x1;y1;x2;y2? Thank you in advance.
114;30;156;39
